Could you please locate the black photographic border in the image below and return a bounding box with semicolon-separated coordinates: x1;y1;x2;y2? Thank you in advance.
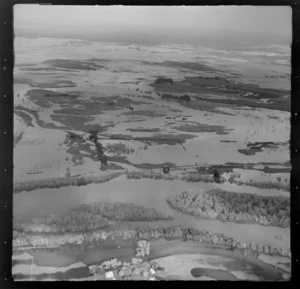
0;0;299;288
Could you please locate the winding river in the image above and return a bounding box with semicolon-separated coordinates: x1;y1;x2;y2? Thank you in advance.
13;176;289;248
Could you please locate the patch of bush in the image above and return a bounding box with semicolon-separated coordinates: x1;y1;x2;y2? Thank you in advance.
104;142;135;155
14;211;109;233
167;189;290;227
14;202;173;234
154;78;174;84
75;202;173;222
13;173;123;193
12;225;291;258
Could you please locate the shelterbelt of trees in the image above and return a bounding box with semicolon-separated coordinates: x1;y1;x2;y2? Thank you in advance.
126;170;290;191
167;189;290;228
14;202;173;233
13;225;290;258
14;170;289;193
13;173;122;193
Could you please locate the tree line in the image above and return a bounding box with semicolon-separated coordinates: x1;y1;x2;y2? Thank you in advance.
13;225;290;258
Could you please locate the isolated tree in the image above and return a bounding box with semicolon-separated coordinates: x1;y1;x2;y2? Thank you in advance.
136;240;150;257
213;169;221;183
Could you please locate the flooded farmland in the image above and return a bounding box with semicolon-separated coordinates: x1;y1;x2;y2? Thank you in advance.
12;5;291;281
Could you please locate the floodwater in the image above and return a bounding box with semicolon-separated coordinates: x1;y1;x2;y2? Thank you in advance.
13;239;283;281
13;176;289;249
12;36;291;281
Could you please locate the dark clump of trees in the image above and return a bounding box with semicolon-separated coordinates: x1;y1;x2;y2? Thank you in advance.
161;94;175;100
88;129;99;143
213;169;221;183
89;127;108;166
45;93;69;97
154;77;174;84
167;189;290;228
161;93;190;102
104;142;134;155
179;95;191;102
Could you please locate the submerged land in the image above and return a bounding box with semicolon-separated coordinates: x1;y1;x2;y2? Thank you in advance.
13;36;290;281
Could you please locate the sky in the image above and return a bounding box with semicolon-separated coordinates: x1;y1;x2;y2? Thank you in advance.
14;5;292;42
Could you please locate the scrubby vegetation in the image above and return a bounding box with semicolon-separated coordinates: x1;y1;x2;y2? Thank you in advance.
238;148;260;155
167;190;290;227
14;202;173;233
135;226;291;257
231;179;290;191
71;153;84;166
13;173;123;193
88;257;157;280
161;93;191;102
14;169;289;193
97;258;123;271
74;202;173;222
14;211;109;233
13;225;290;258
126;170;289;191
127;170;172;180
238;142;288;156
136;240;151;257
154;77;174;84
104;142;135;155
126;170;225;183
88;128;108;165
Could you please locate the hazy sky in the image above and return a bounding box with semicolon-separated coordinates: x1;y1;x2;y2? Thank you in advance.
14;5;291;38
